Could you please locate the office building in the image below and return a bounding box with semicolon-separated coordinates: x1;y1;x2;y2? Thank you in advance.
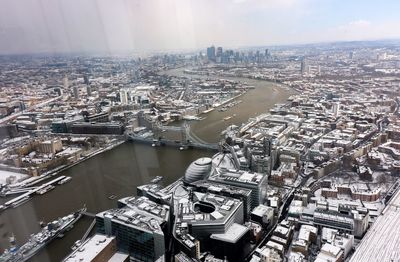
300;59;307;74
73;85;79;100
0;124;18;139
86;85;92;96
96;196;169;262
85;112;109;123
175;191;244;239
208;169;268;209
63;234;129;262
332;102;340;117
174;189;245;260
251;155;272;174
251;205;274;228
190;180;252;220
173;189;250;261
313;207;369;238
207;46;216;62
210;223;250;261
51;120;76;134
63;75;69;89
71;122;124;135
216;47;223;63
83;75;90;85
136;183;171;205
216;47;223;57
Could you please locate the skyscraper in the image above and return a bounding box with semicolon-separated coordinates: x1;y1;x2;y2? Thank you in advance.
207;46;216;62
86;85;92;96
332;102;340;117
216;47;223;57
215;47;223;63
63;75;69;90
72;86;79;100
83;75;90;85
300;59;308;74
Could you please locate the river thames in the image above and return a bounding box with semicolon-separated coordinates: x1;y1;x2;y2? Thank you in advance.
0;71;295;261
165;68;294;143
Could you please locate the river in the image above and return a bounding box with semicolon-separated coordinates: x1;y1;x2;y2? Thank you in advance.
164;68;295;143
0;68;295;261
0;143;212;261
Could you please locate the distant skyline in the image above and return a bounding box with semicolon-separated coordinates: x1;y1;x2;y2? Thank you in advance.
1;0;400;54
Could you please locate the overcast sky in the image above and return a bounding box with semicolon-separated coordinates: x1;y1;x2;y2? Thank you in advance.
1;0;400;54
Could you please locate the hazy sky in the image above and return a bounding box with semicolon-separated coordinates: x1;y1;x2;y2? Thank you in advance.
1;0;400;54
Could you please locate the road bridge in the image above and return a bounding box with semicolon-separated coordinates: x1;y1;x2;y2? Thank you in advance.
135;120;219;151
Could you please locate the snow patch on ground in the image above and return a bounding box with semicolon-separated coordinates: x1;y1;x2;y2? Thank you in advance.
0;170;28;185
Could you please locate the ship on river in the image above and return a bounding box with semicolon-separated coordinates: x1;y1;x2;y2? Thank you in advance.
0;208;86;262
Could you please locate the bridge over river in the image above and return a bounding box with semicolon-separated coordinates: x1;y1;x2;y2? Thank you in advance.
128;121;219;151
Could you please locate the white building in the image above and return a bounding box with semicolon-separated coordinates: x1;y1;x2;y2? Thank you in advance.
120;89;128;104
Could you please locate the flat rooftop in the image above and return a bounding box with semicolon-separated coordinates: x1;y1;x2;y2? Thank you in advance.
118;196;170;221
63;234;115;262
210;223;249;243
209;169;266;186
97;196;168;234
177;191;242;225
191;180;252;197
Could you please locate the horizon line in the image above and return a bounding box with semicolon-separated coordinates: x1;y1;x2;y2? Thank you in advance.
1;38;399;57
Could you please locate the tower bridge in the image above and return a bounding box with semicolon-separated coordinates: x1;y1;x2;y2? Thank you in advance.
130;119;218;151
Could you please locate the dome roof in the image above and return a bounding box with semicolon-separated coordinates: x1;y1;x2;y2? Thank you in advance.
184;157;212;184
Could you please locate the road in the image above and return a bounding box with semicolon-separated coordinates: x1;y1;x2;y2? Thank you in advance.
0;95;62;124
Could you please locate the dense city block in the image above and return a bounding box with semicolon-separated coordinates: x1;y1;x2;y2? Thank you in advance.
1;41;400;261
